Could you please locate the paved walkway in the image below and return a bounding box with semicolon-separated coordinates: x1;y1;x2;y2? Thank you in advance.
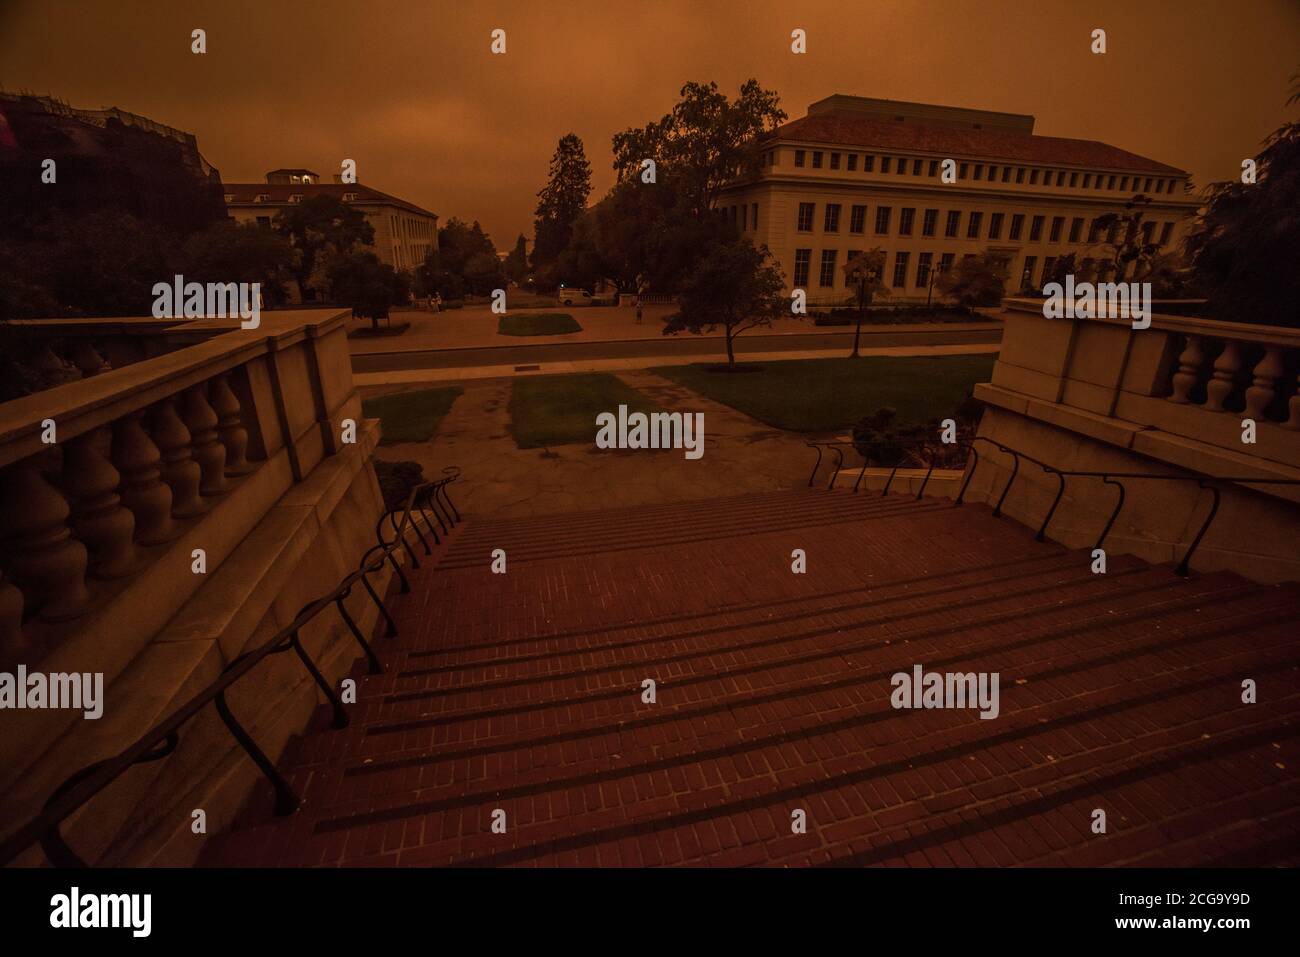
203;490;1300;866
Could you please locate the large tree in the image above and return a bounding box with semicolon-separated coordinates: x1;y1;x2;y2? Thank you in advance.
612;80;786;219
1185;78;1299;327
937;252;1009;307
533;133;592;267
664;239;785;367
179;220;296;307
274;194;375;300
327;249;409;331
504;234;529;283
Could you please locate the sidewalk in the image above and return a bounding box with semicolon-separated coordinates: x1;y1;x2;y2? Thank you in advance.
354;342;1001;389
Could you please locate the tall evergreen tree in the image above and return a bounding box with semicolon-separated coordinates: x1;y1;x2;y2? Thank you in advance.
533;133;592;267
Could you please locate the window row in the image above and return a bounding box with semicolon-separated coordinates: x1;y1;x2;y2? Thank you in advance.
794;202;1175;247
791;248;1140;292
763;148;1182;195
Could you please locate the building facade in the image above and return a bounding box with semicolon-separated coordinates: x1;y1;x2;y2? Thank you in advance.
223;169;438;274
718;96;1200;304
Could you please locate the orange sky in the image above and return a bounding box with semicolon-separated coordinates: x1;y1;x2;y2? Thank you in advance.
2;0;1297;248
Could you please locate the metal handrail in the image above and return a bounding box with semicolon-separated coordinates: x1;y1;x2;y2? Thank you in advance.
955;436;1300;576
807;441;946;500
0;470;461;868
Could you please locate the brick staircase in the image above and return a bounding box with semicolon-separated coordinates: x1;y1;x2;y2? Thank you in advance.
201;489;1300;867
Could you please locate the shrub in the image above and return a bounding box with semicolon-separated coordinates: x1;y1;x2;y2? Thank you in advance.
372;459;425;512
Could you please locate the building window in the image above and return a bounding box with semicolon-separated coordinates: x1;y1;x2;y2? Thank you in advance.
793;249;811;287
1069;217;1084;243
1120;176;1129;191
1069;172;1079;187
819;250;838;287
1009;214;1024;241
1154;178;1165;193
1057;171;1067;186
255;193;270;203
875;206;892;234
847;154;857;171
1002;167;1011;183
797;203;815;231
945;210;961;238
1042;256;1056;282
912;159;922;175
1141;221;1155;244
973;164;983;181
966;211;983;239
1159;221;1173;246
881;156;892;174
899;208;915;236
289;194;304;203
1144;177;1153;192
824;204;841;232
988;164;998;181
795;150;806;168
988;212;1004;240
1029;169;1039;185
830;152;841;170
1016;167;1025;183
917;252;933;288
922;209;938;237
959;162;969;179
343;192;358;201
812;151;823;169
849;205;866;234
1021;256;1038;291
752;203;759;230
1029;215;1045;241
1083;174;1092;189
1049;216;1064;242
928;159;939;177
740;205;747;230
223;193;234;203
898;157;908;175
864;155;875;172
892;251;910;288
939;252;955;276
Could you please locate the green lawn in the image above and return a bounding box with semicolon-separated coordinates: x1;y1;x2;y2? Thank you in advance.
651;355;995;432
498;313;582;336
361;386;463;444
509;373;661;448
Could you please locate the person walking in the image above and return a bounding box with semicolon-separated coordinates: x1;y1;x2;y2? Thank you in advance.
635;298;644;324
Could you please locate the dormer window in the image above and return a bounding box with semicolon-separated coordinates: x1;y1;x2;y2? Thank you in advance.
342;192;358;202
289;194;304;203
254;193;270;203
223;193;234;203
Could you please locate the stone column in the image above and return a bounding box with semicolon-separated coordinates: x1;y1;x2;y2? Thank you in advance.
62;429;136;579
149;397;205;517
211;372;253;475
112;411;175;545
181;382;228;496
0;462;90;622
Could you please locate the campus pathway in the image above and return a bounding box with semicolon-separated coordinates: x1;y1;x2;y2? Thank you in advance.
202;489;1300;866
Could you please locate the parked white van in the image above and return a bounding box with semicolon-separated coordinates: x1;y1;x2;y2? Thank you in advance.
557;288;593;306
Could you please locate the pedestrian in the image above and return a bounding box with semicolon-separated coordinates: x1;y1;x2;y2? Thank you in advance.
635;299;643;324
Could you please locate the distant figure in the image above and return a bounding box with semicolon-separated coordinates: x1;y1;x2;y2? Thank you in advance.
431;293;442;314
635;299;644;324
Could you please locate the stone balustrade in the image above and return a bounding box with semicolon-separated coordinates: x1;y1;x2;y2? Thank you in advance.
968;298;1300;581
0;310;359;666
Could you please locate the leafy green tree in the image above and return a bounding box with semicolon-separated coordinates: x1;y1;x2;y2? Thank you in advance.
612;80;786;219
327;250;409;331
463;251;506;297
504;234;529;283
937;252;1008;307
437;218;497;278
274;195;375;300
533;133;592;266
1185;79;1299;326
179;220;296;307
664;239;785;367
843;249;890;358
1090;195;1164;282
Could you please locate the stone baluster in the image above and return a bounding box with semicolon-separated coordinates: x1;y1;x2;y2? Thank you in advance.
1284;373;1300;431
1167;334;1205;404
180;382;228;496
210;373;253;475
1243;346;1284;421
62;429;135;579
112;411;175;544
0;462;90;622
149;397;205;518
70;341;110;378
1203;340;1243;413
0;570;25;664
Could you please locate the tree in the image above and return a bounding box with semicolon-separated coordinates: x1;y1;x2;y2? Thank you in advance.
1040;252;1077;290
843;249;890;358
463;251;506;297
437;218;497;279
274;195;375;300
533;133;592;267
1089;195;1164;282
663;239;785;367
504;234;529;283
327;250;409;331
937;252;1009;307
1185;77;1299;326
612;80;786;219
179;220;296;307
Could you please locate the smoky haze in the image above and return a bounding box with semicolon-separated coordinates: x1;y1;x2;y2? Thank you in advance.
2;0;1297;248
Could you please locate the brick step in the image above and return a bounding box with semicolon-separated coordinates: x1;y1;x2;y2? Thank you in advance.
280;585;1289;816
207;634;1299;866
437;499;955;568
449;490;939;552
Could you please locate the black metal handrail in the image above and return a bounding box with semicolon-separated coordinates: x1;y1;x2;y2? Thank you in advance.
954;436;1300;576
0;469;461;868
806;440;944;500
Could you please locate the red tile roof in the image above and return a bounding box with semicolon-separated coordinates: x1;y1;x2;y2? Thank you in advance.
768;112;1185;175
222;182;437;218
